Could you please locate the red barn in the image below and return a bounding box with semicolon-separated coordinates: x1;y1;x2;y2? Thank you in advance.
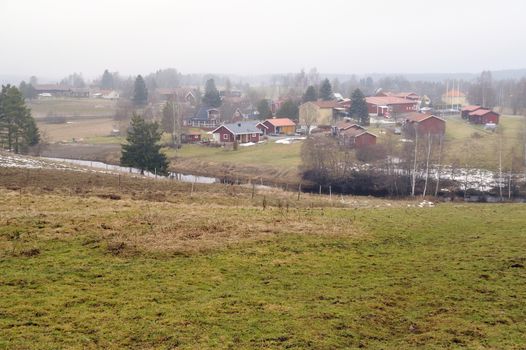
181;132;201;143
468;109;500;125
365;96;418;117
461;105;482;119
212;121;264;144
341;128;377;148
403;113;446;136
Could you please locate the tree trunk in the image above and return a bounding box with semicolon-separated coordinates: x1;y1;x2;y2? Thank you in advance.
411;130;418;197
422;133;432;198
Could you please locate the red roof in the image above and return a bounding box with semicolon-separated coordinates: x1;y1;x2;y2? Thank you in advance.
461;105;482;112
468;109;499;117
404;112;445;123
265;118;296;127
366;96;418;106
341;128;376;138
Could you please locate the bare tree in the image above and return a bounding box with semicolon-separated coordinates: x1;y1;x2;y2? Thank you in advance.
422;133;433;198
434;134;444;197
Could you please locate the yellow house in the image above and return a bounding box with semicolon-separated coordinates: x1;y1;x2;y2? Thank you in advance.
441;90;467;107
299;100;342;128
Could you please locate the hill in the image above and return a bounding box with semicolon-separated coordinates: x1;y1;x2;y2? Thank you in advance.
0;167;525;349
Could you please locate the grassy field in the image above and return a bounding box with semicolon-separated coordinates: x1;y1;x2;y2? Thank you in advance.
28;98;117;119
0;168;525;349
37;117;116;143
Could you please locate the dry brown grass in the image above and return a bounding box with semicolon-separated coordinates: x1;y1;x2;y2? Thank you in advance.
0;167;404;254
37;117;115;143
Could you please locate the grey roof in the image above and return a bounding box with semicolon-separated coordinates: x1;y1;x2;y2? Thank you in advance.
193;106;219;121
214;121;263;135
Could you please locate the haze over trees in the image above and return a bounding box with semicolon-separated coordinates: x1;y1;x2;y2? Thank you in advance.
276;99;299;119
319;79;333;100
121;114;168;175
132;75;148;106
302;85;317;102
161;101;182;146
201;79;222;108
0;85;40;153
100;69;114;90
257;99;272;119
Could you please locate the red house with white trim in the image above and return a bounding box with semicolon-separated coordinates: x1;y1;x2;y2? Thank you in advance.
211;121;265;144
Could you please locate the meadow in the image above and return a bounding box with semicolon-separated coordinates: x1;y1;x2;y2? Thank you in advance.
0;167;525;349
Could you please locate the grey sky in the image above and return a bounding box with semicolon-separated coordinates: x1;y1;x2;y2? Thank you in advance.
1;0;525;80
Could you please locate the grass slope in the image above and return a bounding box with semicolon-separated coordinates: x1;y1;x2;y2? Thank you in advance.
0;169;525;349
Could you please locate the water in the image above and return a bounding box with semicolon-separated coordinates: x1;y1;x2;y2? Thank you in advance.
41;157;219;184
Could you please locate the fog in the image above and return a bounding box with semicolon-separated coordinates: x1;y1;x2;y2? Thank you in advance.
1;0;525;79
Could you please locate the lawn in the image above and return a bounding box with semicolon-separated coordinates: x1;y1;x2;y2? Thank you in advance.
0;168;525;349
167;141;303;170
37;117;116;143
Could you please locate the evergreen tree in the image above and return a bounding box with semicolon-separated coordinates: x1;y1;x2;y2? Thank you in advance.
100;69;114;89
302;85;317;102
202;79;222;108
132;75;148;106
121;113;168;175
349;88;369;126
18;81;37;100
0;85;40;153
257;99;272;119
319;79;333;101
276;99;299;119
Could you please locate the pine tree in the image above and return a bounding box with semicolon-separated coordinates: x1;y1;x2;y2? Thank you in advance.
121;114;168;175
276;100;299;119
202;79;222;108
257;99;272;119
349;88;369;126
0;85;40;153
132;75;148;106
302;85;317;102
319;79;333;101
100;69;114;89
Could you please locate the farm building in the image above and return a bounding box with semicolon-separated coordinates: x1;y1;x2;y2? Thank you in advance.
332;119;365;135
340;128;377;148
468;109;500;125
365;96;418;117
442;89;467;107
403;112;446;136
34;84;72;97
263;118;296;135
211;121;264;144
299;100;346;127
181;131;202;144
461;105;483;119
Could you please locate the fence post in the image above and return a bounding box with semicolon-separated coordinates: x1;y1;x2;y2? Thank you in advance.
319;185;322;195
297;183;301;201
252;183;255;199
329;185;332;201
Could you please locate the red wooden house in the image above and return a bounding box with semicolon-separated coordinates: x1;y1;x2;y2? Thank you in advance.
340;128;377;148
211;121;265;144
365;96;418;117
461;105;483;119
403;113;446;136
468;109;500;125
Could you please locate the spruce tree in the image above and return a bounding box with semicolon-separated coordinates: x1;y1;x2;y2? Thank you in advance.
0;85;40;153
100;69;114;89
132;75;148;106
302;85;317;102
349;88;369;126
319;79;333;101
121;114;169;175
257;99;272;119
202;79;222;108
276;100;299;119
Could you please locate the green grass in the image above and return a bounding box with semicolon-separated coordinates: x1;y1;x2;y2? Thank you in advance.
28;98;117;118
1;177;525;349
166;141;303;170
84;135;125;145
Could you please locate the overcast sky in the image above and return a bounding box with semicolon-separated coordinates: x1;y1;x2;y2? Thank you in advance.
0;0;525;80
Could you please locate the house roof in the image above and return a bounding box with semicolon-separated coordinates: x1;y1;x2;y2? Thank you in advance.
335;120;364;131
404;112;445;123
264;118;296;127
341;128;377;138
212;121;264;135
366;96;418;106
468;109;499;117
377;91;419;99
311;100;343;109
194;106;220;121
461;105;482;112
